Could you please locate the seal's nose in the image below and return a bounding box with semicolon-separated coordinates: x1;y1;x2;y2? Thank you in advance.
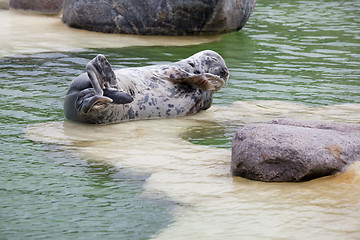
220;67;229;80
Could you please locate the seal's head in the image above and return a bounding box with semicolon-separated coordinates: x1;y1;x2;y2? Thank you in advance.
188;50;229;82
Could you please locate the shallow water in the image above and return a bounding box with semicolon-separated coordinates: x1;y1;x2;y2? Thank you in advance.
0;10;221;57
1;0;360;239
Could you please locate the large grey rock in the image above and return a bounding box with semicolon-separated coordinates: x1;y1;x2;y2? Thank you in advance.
231;119;360;182
62;0;256;35
10;0;64;14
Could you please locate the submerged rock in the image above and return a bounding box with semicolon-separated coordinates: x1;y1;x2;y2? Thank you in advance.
231;119;360;182
10;0;64;14
62;0;256;35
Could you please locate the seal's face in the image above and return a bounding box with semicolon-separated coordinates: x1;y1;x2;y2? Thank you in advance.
204;53;229;81
190;50;229;82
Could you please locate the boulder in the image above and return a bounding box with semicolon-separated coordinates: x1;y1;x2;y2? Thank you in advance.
231;119;360;182
10;0;64;14
62;0;256;35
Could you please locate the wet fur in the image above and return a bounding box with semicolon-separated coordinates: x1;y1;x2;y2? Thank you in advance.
64;50;229;124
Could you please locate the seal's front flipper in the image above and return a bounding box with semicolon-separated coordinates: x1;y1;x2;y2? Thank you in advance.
76;88;113;114
103;89;133;104
201;73;226;92
164;71;225;92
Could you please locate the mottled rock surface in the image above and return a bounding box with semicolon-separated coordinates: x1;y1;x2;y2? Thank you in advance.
10;0;64;14
62;0;256;35
231;119;360;182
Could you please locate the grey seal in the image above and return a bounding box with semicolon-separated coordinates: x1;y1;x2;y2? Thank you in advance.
64;50;229;124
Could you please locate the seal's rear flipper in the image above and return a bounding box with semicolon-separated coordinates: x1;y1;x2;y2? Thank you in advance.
86;54;117;96
76;88;113;114
103;89;133;104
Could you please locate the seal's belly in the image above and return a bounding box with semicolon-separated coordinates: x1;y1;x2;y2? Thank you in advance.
88;86;206;124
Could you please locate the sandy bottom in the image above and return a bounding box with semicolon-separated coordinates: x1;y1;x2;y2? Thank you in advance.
26;101;360;240
0;10;221;57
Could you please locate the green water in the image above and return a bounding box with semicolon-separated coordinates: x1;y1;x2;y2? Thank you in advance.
1;0;359;239
0;52;176;239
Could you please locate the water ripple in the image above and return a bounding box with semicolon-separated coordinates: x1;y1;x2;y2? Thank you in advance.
1;0;360;239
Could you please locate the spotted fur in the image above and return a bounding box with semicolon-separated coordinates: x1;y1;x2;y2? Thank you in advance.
64;50;229;124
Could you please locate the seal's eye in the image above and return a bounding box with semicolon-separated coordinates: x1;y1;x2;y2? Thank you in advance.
205;56;218;62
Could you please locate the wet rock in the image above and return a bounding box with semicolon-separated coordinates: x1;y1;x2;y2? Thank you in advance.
10;0;64;14
62;0;256;35
269;118;360;133
231;119;360;182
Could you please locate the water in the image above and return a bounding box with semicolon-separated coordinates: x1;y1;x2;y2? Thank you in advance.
1;0;360;239
0;52;176;240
